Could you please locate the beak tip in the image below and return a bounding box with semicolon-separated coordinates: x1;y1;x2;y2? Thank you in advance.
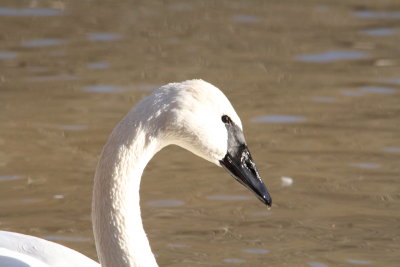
262;194;272;208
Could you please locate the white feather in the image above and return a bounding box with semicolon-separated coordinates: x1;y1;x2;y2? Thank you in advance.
0;79;244;267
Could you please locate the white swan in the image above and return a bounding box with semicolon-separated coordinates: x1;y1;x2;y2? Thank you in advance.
0;79;271;267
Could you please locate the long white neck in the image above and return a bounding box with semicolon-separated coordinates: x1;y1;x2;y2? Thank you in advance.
92;106;167;267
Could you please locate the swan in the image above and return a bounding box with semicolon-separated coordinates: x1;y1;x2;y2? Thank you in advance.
0;79;272;267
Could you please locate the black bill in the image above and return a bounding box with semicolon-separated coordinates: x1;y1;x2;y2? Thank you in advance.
220;120;272;207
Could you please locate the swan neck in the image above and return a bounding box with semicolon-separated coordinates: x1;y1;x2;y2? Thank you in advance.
92;114;165;267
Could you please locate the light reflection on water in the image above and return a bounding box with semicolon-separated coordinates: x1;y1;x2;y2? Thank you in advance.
83;85;129;93
313;96;337;103
242;248;269;254
341;86;396;97
87;33;122;42
360;86;396;94
87;62;109;70
346;258;372;265
296;50;367;63
349;163;381;169
252;115;306;123
223;258;246;263
0;175;23;182
0;51;16;59
21;38;64;47
360;28;396;36
383;147;400;153
233;15;260;23
0;7;62;17
354;10;400;19
308;262;328;267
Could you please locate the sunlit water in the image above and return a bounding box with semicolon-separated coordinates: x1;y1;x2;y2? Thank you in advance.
0;1;399;266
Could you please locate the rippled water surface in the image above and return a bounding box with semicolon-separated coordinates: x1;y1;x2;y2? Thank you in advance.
0;0;399;266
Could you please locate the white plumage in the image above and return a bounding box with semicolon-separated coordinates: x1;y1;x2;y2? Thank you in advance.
0;79;270;267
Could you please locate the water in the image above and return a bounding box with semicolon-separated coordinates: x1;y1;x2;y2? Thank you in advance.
360;28;396;36
296;50;367;63
83;85;129;93
0;1;399;266
0;51;16;60
252;115;307;123
87;33;122;42
0;7;62;17
21;38;64;48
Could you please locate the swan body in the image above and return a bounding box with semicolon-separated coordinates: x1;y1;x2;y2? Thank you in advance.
0;79;271;267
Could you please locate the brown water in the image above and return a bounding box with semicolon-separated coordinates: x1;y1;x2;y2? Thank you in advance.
1;0;399;266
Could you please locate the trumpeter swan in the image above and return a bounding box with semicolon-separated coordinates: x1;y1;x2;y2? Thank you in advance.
0;79;272;267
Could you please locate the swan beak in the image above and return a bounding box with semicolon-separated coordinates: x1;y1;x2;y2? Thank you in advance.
219;145;272;207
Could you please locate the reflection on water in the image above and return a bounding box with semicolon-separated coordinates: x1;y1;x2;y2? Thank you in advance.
21;38;64;47
349;163;381;169
252;115;306;123
242;248;269;254
167;243;190;248
223;258;245;263
383;147;400;153
354;10;400;19
312;96;337;103
296;50;367;62
146;200;185;207
342;86;396;97
308;262;328;267
360;28;396;36
387;78;400;85
346;258;372;265
233;15;260;23
0;7;62;17
87;62;109;70
0;175;22;182
87;33;122;42
360;86;396;94
0;51;16;59
83;85;129;93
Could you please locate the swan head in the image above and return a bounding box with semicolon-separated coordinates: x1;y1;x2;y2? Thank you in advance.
146;79;272;207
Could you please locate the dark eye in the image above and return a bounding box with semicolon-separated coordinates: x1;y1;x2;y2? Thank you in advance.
221;115;232;124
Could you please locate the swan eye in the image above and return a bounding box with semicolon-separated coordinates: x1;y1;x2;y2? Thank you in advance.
221;115;232;124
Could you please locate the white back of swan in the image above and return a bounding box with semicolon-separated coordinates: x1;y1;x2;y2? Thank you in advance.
0;230;98;266
0;79;269;267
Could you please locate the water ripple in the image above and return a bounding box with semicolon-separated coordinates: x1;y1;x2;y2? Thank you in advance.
308;262;328;267
360;28;396;36
242;248;269;254
296;50;367;63
354;10;400;20
0;51;17;60
0;175;23;182
87;33;122;42
21;38;64;48
252;115;306;123
0;7;62;17
146;200;185;207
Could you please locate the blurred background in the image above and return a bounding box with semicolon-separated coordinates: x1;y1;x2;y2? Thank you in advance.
0;0;399;266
